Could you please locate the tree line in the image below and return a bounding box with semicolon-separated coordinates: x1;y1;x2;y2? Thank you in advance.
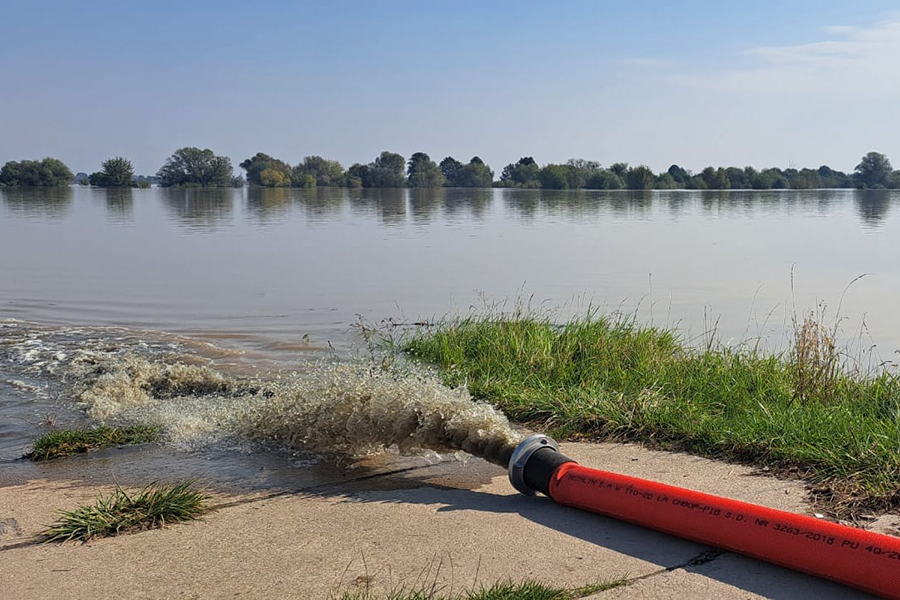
495;152;898;190
1;149;898;191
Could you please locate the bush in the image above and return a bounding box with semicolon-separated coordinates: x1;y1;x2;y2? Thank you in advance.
0;158;73;187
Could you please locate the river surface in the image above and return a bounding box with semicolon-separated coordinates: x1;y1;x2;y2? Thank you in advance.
1;186;899;470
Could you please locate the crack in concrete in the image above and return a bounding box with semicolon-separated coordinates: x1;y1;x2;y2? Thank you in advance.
682;549;727;568
596;548;727;595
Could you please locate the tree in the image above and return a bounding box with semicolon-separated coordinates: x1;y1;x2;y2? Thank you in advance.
686;176;708;190
407;152;445;187
817;165;852;188
89;156;135;187
746;167;772;189
499;157;540;187
440;156;463;185
0;158;73;187
565;158;599;189
584;169;623;189
293;173;317;188
368;151;407;187
855;152;892;188
158;147;233;187
725;167;748;189
260;168;291;187
566;158;600;172
347;163;371;188
450;156;494;187
789;168;822;190
764;168;788;189
655;172;678;189
537;164;570;189
701;166;730;189
609;162;629;177
294;155;345;186
667;164;689;186
626;166;655;190
240;152;292;187
888;171;900;189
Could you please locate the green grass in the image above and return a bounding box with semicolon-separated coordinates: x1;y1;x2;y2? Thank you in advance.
336;578;626;600
43;480;208;542
29;424;160;460
402;313;900;516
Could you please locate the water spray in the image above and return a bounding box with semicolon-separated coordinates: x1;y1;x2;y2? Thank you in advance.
508;434;900;600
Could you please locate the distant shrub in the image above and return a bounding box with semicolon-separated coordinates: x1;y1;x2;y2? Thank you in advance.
0;158;73;187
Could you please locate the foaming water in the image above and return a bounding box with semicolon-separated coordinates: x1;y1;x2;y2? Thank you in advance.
0;320;521;467
0;320;231;458
73;353;521;467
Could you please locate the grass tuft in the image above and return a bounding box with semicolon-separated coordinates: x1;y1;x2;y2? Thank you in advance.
29;424;160;460
402;312;900;517
336;578;626;600
43;480;208;542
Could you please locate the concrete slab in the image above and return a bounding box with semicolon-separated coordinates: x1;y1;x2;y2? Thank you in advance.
0;441;892;599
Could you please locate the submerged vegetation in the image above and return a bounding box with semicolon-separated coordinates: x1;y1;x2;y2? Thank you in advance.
402;311;900;516
43;480;207;542
496;152;900;190
335;579;626;600
87;156;137;187
0;157;73;187
2;150;897;190
157;147;235;187
29;424;160;460
237;150;897;191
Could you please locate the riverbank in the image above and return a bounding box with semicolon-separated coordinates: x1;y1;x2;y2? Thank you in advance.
402;313;900;518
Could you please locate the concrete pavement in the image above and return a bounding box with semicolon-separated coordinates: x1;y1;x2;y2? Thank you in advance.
0;441;891;599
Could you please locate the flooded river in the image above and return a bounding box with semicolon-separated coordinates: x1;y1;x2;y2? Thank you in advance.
2;186;898;470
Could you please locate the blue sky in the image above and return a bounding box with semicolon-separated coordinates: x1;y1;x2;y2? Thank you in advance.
2;1;899;176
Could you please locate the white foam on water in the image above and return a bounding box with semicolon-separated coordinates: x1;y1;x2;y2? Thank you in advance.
1;321;523;466
73;353;522;465
0;379;46;396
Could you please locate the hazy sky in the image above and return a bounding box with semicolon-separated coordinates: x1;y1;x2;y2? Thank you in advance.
2;1;900;176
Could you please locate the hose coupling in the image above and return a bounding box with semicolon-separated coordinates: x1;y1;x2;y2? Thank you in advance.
508;434;561;495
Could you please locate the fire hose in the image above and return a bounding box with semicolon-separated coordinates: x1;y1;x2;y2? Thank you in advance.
508;434;900;599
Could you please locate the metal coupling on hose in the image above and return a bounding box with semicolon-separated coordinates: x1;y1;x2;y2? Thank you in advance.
508;434;560;495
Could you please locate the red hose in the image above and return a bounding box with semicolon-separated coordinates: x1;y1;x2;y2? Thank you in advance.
549;463;900;599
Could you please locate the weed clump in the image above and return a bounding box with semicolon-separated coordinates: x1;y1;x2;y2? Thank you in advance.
791;317;841;404
29;424;160;460
43;481;207;542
